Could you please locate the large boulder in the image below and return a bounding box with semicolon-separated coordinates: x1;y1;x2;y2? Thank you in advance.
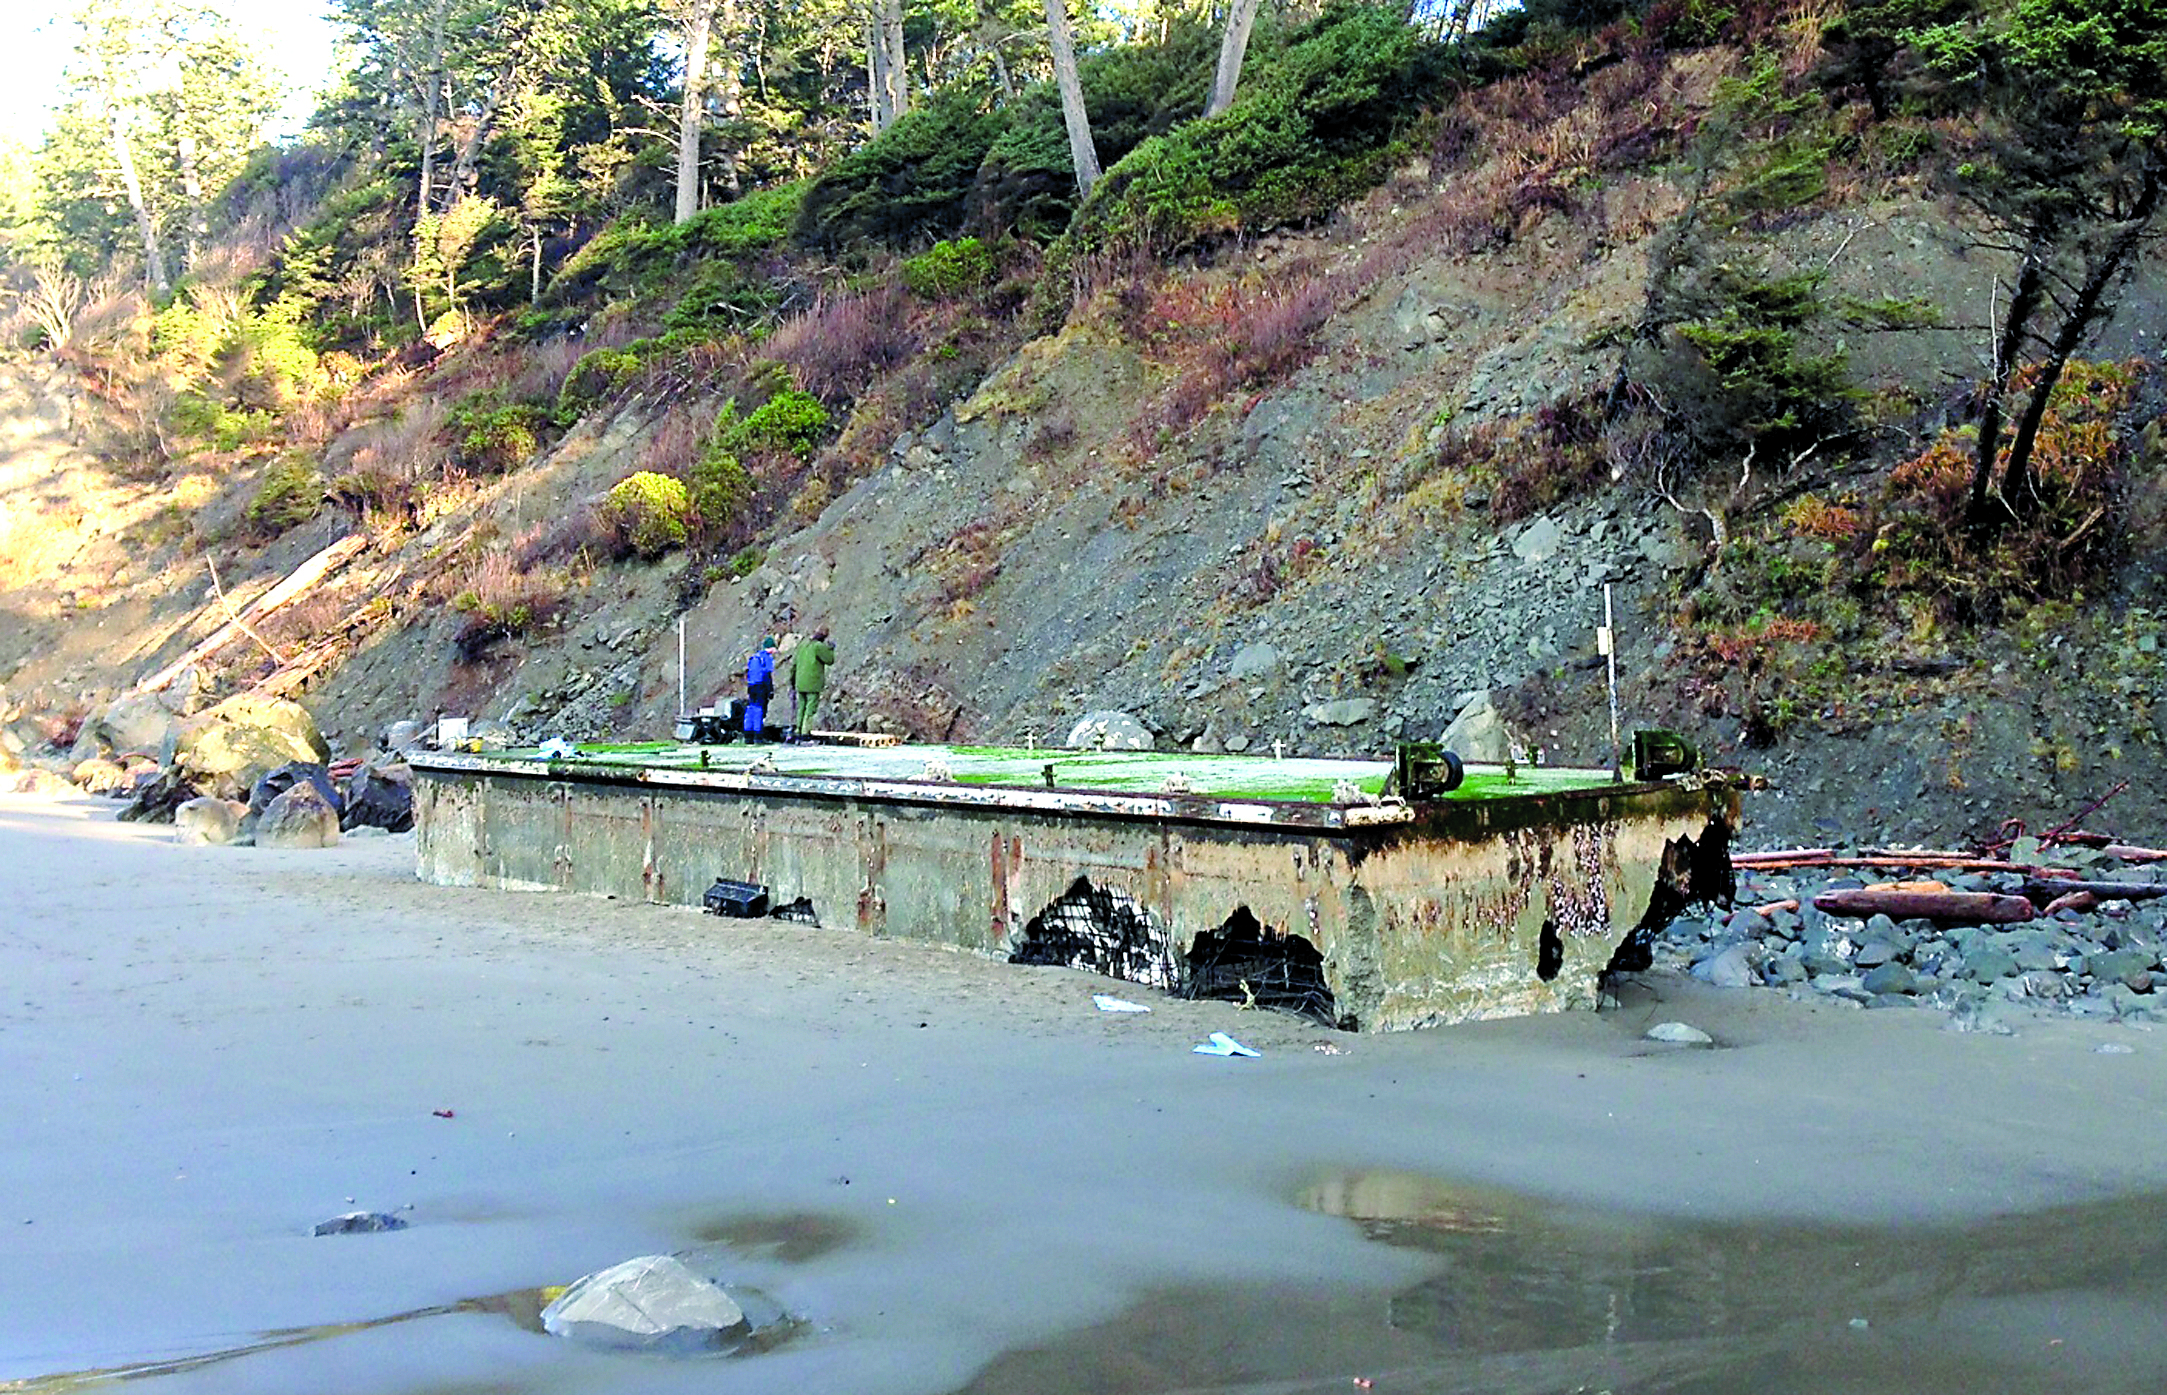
248;762;343;820
117;769;204;823
1440;691;1514;764
255;780;340;850
541;1255;750;1353
341;760;413;833
174;695;331;799
174;796;245;846
71;757;129;794
7;768;77;797
1066;710;1154;751
84;691;188;761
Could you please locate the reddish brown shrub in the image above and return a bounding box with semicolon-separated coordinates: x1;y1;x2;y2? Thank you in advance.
765;283;919;405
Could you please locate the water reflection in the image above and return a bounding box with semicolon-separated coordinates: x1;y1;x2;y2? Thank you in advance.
956;1172;2167;1395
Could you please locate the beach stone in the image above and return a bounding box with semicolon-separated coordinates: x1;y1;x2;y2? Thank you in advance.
1227;643;1282;679
1512;515;1564;563
2088;948;2157;988
1766;950;1807;985
542;1255;748;1353
1724;908;1773;939
312;1210;407;1236
341;761;413;832
1693;943;1756;989
1303;698;1377;727
1645;1021;1713;1044
256;782;340;850
1439;691;1512;762
1853;941;1898;969
382;719;426;753
1861;963;1919;995
8;768;76;796
173;796;243;846
2011;938;2059;972
175;694;330;798
1964;944;2019;981
70;757;128;794
2022;970;2067;1000
1065;710;1153;751
84;691;186;760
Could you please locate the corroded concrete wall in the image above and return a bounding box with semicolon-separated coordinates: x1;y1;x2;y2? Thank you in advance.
414;771;1732;1030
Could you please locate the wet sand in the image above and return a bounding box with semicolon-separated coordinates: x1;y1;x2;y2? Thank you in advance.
4;792;2167;1393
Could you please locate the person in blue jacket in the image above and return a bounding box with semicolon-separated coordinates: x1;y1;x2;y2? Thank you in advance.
743;635;777;741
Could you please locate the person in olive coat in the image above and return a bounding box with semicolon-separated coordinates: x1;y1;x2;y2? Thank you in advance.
791;627;836;741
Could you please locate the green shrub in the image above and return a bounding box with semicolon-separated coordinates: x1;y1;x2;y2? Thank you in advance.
967;24;1219;240
549;182;806;303
732;389;829;458
1058;5;1449;261
902;238;997;298
244;455;323;539
798;91;1007;248
602;471;695;558
451;392;555;472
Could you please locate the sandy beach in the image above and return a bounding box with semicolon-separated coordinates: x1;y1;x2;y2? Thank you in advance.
5;790;2167;1394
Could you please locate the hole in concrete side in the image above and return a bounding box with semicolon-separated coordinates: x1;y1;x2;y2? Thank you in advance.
1180;907;1348;1029
1601;817;1736;985
1536;918;1563;981
1008;876;1177;989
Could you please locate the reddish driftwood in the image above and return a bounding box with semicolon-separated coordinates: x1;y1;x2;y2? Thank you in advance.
1742;853;2025;873
1750;898;1801;916
1811;888;2036;924
2043;891;2098;916
2019;878;2167;903
2104;845;2167;863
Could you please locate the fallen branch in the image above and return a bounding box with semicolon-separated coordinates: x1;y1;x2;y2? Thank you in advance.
2104;844;2167;863
205;553;288;667
1749;898;1800;916
135;535;368;695
1812;888;2037;924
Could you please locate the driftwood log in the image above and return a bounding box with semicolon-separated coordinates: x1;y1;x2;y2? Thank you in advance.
1811;888;2037;924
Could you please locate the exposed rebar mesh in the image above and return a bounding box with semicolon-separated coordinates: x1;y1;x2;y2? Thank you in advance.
1180;908;1345;1029
1008;878;1178;988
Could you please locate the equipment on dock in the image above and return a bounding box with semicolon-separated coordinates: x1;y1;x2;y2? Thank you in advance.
1632;729;1699;782
674;700;747;745
1392;742;1467;800
702;878;770;917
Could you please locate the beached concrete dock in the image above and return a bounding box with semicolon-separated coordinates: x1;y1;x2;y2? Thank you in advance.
410;742;1738;1030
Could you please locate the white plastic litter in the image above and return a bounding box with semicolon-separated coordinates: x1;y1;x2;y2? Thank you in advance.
537;738;576;758
1093;994;1151;1013
1192;1031;1260;1057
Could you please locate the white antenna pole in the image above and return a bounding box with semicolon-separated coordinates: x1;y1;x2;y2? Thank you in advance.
1602;583;1622;783
677;616;687;715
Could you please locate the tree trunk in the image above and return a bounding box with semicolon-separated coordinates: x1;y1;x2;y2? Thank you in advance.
716;0;744;197
2000;168;2163;516
1965;242;2043;536
529;224;543;304
176;131;207;270
676;0;719;223
878;0;907;126
447;60;515;208
1206;0;1265;117
865;9;890;133
416;0;451;221
110;110;168;296
1044;0;1100;196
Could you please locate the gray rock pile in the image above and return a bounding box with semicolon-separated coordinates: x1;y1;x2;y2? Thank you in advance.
1644;850;2167;1031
